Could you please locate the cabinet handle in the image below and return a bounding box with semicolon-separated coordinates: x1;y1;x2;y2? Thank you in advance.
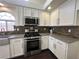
57;42;62;45
22;41;24;48
53;44;56;49
15;40;20;42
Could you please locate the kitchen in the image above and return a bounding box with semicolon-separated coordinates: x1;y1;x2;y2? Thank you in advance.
0;0;79;59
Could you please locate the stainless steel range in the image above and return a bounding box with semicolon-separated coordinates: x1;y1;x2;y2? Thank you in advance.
24;32;41;56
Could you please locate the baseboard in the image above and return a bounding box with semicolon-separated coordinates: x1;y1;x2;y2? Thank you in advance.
9;55;24;59
41;49;49;52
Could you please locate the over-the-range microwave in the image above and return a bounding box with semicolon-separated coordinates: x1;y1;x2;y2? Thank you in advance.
25;18;39;25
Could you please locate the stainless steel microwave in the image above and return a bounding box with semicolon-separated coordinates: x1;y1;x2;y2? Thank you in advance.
25;18;39;25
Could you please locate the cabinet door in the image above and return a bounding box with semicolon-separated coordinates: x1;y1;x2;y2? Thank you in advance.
49;36;56;54
24;8;32;17
50;8;59;26
15;6;19;26
75;0;79;25
18;7;24;26
31;9;39;17
0;45;10;59
15;7;24;26
39;11;45;26
44;12;50;26
55;40;66;59
10;39;24;57
41;36;49;50
59;0;75;25
76;0;79;10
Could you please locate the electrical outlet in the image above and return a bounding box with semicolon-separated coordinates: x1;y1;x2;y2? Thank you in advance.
68;29;71;33
35;29;38;32
52;28;55;30
44;28;46;30
17;28;19;31
25;29;29;32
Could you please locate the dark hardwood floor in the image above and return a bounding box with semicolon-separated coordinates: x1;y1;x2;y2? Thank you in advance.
11;50;58;59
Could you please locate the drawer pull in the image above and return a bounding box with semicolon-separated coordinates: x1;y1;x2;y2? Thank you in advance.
57;42;63;45
53;44;56;49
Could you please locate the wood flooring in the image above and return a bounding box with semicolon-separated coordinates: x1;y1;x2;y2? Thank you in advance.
11;50;58;59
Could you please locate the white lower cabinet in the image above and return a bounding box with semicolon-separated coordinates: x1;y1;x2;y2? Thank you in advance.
10;38;24;58
55;39;66;59
49;36;79;59
41;36;49;50
49;36;56;53
0;45;10;59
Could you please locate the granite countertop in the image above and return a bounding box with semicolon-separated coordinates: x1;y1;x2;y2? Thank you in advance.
0;34;24;40
50;34;79;43
40;33;50;36
40;33;79;43
0;34;24;46
0;33;79;44
8;34;24;39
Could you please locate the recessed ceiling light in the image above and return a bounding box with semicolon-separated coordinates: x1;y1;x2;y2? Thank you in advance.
25;0;29;1
0;3;4;6
48;6;51;10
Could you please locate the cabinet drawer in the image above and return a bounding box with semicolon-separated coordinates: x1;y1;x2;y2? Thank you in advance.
56;40;66;48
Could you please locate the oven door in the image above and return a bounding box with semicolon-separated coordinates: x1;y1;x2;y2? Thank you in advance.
24;38;40;52
27;40;40;52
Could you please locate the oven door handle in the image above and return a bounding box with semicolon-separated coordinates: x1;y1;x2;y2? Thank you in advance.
26;40;39;41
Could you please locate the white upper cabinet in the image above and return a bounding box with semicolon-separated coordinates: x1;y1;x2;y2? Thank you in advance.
24;8;39;17
76;0;79;10
24;7;32;17
59;0;75;26
15;6;24;26
18;7;24;26
31;9;39;17
50;8;59;26
74;0;79;25
15;6;19;26
14;5;50;26
39;10;45;26
39;10;50;26
44;12;50;26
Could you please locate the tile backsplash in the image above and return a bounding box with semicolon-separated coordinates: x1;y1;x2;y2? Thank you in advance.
50;26;79;38
2;25;79;38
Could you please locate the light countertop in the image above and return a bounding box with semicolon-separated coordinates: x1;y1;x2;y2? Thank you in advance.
0;33;79;44
50;34;79;43
40;33;79;43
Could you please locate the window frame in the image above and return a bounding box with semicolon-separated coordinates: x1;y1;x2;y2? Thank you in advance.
0;12;15;32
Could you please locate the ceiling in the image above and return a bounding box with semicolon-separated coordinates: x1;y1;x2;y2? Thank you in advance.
0;0;50;9
46;0;67;12
0;0;67;11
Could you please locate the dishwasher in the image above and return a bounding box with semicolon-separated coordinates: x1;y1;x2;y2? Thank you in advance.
0;38;10;59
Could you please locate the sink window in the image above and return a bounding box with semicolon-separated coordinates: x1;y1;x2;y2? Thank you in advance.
0;12;15;32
